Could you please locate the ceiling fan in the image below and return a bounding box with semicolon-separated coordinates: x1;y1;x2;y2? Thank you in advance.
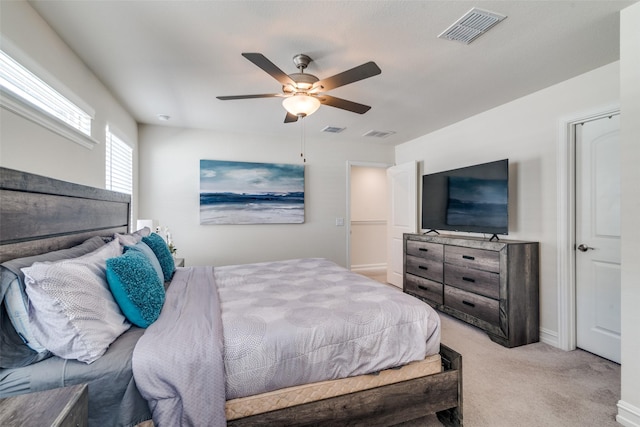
216;53;381;123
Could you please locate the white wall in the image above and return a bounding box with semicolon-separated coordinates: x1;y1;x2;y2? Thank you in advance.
137;124;394;267
350;166;387;271
618;3;640;426
395;61;620;343
0;1;137;205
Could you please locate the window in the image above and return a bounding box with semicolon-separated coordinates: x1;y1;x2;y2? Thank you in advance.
0;50;92;136
105;126;133;195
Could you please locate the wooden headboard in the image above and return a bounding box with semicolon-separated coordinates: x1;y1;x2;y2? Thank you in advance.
0;167;131;263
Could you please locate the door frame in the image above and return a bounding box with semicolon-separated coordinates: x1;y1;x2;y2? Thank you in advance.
556;104;619;351
345;161;393;270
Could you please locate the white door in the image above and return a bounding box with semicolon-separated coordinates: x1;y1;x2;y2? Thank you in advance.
386;161;417;287
575;114;621;363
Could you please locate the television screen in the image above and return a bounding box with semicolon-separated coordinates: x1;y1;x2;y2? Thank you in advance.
421;159;508;235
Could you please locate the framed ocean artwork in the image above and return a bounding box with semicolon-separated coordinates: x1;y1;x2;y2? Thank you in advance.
200;159;305;224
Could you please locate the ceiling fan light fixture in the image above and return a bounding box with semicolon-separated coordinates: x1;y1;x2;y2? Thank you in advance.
282;94;321;118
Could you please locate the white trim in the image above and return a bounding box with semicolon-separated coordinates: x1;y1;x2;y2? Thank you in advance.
0;89;99;149
350;263;387;273
346;161;393;270
351;220;387;226
617;400;640;427
539;327;559;348
556;105;619;352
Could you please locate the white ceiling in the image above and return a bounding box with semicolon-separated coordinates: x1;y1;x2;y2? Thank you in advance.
28;0;635;146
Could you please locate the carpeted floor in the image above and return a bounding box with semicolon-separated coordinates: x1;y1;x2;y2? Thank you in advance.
398;304;621;427
359;273;621;427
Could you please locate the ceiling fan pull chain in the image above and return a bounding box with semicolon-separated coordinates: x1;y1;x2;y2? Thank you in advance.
300;116;306;163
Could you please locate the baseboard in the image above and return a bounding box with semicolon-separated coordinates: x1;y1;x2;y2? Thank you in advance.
350;263;386;274
617;400;640;427
539;327;559;348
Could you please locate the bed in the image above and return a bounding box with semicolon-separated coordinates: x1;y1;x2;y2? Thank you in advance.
0;166;462;427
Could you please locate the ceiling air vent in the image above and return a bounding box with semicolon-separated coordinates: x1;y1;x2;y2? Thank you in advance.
438;8;506;44
363;130;395;139
321;126;346;134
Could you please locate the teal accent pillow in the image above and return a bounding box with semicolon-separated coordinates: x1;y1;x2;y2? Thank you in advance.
142;233;176;281
106;251;165;328
124;242;164;285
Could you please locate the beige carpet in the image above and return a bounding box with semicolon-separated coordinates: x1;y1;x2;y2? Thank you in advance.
398;312;621;426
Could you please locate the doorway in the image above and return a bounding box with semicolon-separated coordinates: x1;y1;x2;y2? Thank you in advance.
346;162;392;279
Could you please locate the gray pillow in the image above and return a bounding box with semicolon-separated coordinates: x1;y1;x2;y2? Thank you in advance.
0;236;106;368
113;227;151;247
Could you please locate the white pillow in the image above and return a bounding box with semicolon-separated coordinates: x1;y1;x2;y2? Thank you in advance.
22;239;130;364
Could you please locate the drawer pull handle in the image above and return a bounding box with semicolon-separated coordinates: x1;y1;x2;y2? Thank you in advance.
462;255;475;260
462;300;476;308
419;248;429;252
462;277;476;283
418;285;429;291
418;266;428;270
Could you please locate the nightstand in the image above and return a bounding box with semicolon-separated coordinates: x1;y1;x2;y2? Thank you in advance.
0;384;88;427
174;257;185;267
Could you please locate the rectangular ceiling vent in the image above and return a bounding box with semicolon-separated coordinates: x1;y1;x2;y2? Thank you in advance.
438;8;506;44
321;126;346;133
363;130;396;139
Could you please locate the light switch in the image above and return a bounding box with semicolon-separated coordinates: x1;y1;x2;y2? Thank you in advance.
335;217;345;226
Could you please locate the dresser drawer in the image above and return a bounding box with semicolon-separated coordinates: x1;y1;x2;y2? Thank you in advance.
444;263;500;300
445;285;499;326
406;254;443;283
406;240;443;262
445;245;500;273
405;274;443;305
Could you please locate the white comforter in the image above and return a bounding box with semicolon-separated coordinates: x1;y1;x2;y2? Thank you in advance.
133;259;440;426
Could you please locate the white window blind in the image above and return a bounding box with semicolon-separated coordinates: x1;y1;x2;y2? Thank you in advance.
105;126;133;195
0;50;92;136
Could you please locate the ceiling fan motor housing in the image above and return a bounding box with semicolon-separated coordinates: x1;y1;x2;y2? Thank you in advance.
286;72;319;92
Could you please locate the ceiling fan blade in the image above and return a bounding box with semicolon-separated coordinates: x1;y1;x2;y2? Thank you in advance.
242;53;296;87
318;95;371;114
314;61;381;92
284;112;299;123
216;94;282;100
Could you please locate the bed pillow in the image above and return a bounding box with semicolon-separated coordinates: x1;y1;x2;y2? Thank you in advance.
114;226;151;247
106;250;165;328
0;235;107;368
22;239;130;364
124;242;164;285
3;276;47;353
142;233;176;281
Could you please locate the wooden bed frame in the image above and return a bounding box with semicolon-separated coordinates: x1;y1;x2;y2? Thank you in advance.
0;166;463;426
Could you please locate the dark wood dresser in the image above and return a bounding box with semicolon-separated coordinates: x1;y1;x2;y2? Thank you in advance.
404;233;539;348
0;384;88;427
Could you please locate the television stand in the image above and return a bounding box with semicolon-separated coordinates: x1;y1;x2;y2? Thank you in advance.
489;234;500;242
423;229;440;235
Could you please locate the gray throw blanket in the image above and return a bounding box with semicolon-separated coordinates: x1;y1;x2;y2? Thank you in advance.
132;266;226;426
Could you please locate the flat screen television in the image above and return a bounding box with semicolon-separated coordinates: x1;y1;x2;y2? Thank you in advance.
421;159;509;237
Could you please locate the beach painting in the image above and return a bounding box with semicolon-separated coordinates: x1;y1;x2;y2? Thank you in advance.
200;159;305;224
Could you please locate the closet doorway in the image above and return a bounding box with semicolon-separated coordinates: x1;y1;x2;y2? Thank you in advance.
346;162;391;282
